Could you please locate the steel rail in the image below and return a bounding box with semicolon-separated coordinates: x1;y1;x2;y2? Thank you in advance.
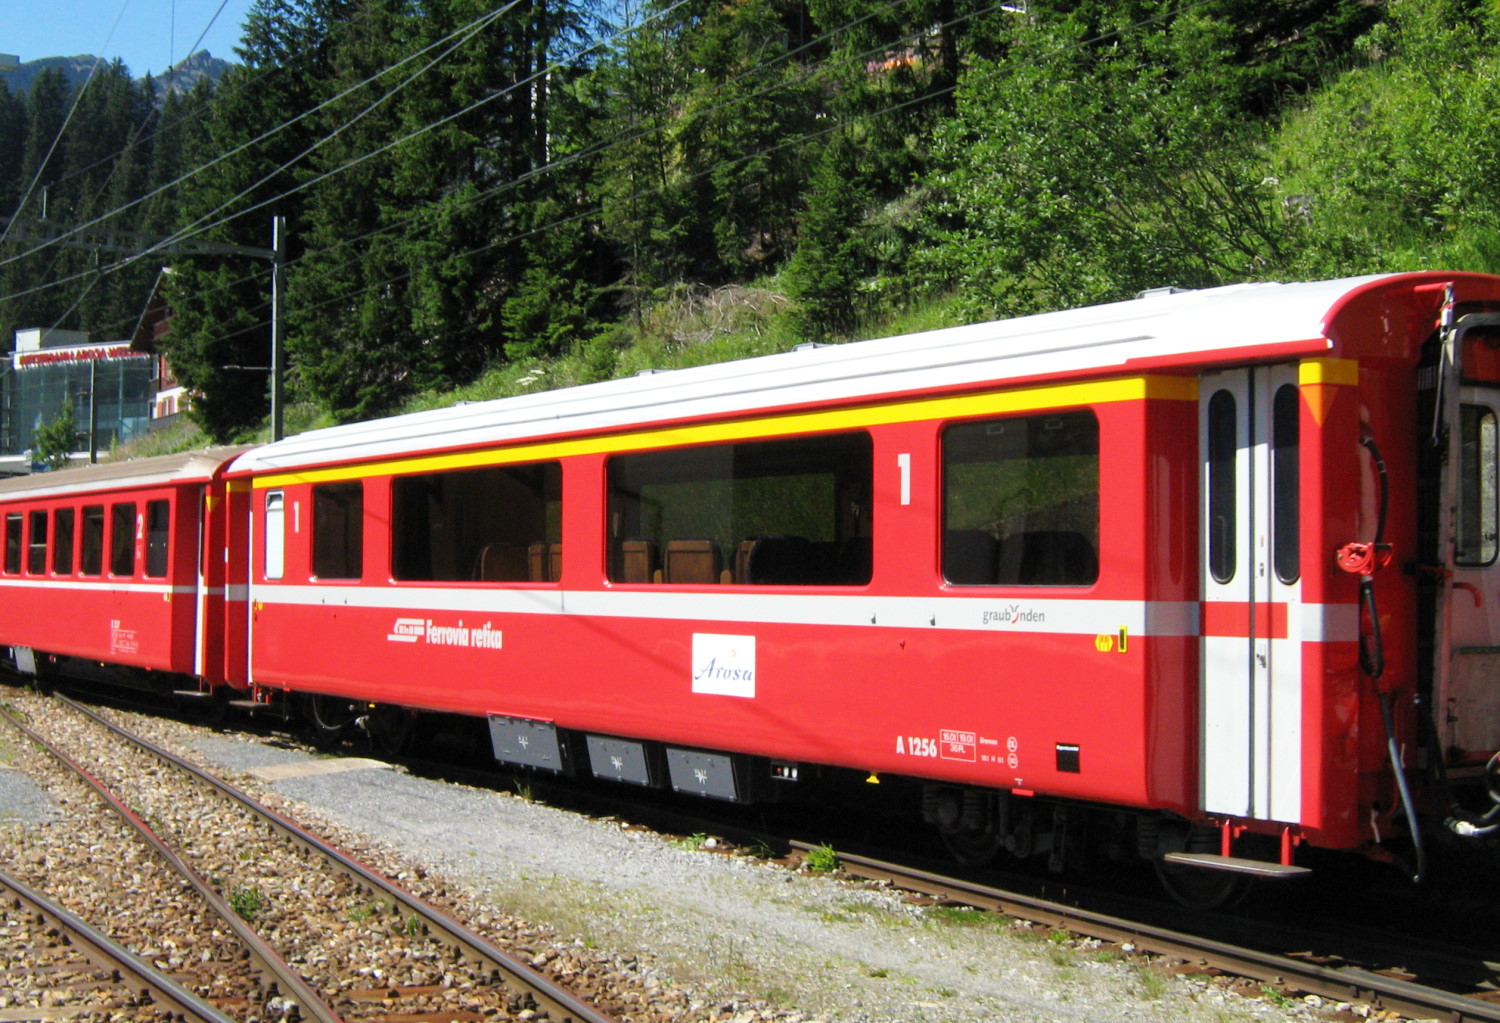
58;693;623;1023
0;865;238;1023
795;841;1500;1023
0;704;346;1023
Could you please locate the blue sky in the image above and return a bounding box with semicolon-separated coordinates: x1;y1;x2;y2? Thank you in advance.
1;0;257;78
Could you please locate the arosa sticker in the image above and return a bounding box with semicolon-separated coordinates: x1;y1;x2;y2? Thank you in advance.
386;617;503;650
691;633;756;698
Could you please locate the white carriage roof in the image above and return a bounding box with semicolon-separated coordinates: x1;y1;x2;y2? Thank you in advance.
0;447;247;500
231;275;1397;475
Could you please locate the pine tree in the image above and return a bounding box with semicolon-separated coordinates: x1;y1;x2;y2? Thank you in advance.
162;0;348;439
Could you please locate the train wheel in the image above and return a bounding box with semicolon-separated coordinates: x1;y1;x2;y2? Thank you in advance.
1153;859;1249;910
939;824;1005;866
1149;823;1249;909
367;703;416;756
306;693;359;746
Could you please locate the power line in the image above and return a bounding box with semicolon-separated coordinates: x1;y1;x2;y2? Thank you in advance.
6;0;1213;350
174;2;1213;352
0;0;523;272
0;0;683;305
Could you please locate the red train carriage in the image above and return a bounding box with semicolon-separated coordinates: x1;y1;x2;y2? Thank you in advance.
8;272;1500;898
0;448;248;692
218;271;1500;892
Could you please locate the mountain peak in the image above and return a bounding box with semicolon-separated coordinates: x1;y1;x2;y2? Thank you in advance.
0;51;234;100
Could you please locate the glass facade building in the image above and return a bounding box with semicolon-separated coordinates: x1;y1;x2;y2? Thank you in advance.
2;330;160;468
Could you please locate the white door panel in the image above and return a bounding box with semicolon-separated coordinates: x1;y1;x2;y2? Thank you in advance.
1201;366;1302;822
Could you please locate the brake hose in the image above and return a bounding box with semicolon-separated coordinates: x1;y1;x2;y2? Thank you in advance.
1358;435;1427;882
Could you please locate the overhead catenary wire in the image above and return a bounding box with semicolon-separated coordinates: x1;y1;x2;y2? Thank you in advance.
0;0;525;273
172;0;1200;322
149;0;1216;354
38;0;243;337
0;0;689;305
0;0;133;246
46;0;917;340
8;0;994;312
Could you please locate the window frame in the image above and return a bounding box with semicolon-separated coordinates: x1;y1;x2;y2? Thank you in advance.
109;502;137;578
264;490;285;581
26;509;47;575
311;480;364;581
3;512;21;575
80;505;105;576
1457;402;1500;568
940;408;1101;588
52;507;75;575
1206;389;1238;585
144;499;170;578
391;461;563;584
604;431;874;587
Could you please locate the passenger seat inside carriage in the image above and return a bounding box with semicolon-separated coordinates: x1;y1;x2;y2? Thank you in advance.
943;529;1000;585
738;535;813;584
618;538;658;583
663;538;724;584
477;542;528;582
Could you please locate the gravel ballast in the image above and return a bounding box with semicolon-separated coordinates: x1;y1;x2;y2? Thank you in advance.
2;698;1375;1023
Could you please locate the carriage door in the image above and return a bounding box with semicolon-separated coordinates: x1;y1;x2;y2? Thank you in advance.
1200;366;1302;822
1440;386;1500;755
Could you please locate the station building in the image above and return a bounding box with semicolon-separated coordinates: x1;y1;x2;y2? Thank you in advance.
0;327;184;475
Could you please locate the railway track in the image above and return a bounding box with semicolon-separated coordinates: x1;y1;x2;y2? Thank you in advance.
0;692;624;1023
17;681;1500;1023
199;697;1500;1023
0;864;236;1022
799;842;1500;1023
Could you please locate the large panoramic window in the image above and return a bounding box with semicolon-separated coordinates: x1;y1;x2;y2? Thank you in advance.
942;410;1100;586
392;462;562;582
312;481;363;580
606;432;872;585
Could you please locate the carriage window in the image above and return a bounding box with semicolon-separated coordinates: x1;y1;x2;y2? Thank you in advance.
27;510;47;575
1272;385;1300;583
53;508;75;574
313;481;363;579
607;433;872;585
264;491;285;580
110;503;137;577
1206;390;1238;584
3;513;20;575
80;505;104;575
1457;404;1499;566
943;410;1099;586
145;500;170;577
393;462;561;582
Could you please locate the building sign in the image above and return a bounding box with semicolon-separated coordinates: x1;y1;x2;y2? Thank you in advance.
16;345;141;368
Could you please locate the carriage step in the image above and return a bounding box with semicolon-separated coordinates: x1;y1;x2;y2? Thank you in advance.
171;690;215;699
227;699;275;710
1163;852;1312;877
